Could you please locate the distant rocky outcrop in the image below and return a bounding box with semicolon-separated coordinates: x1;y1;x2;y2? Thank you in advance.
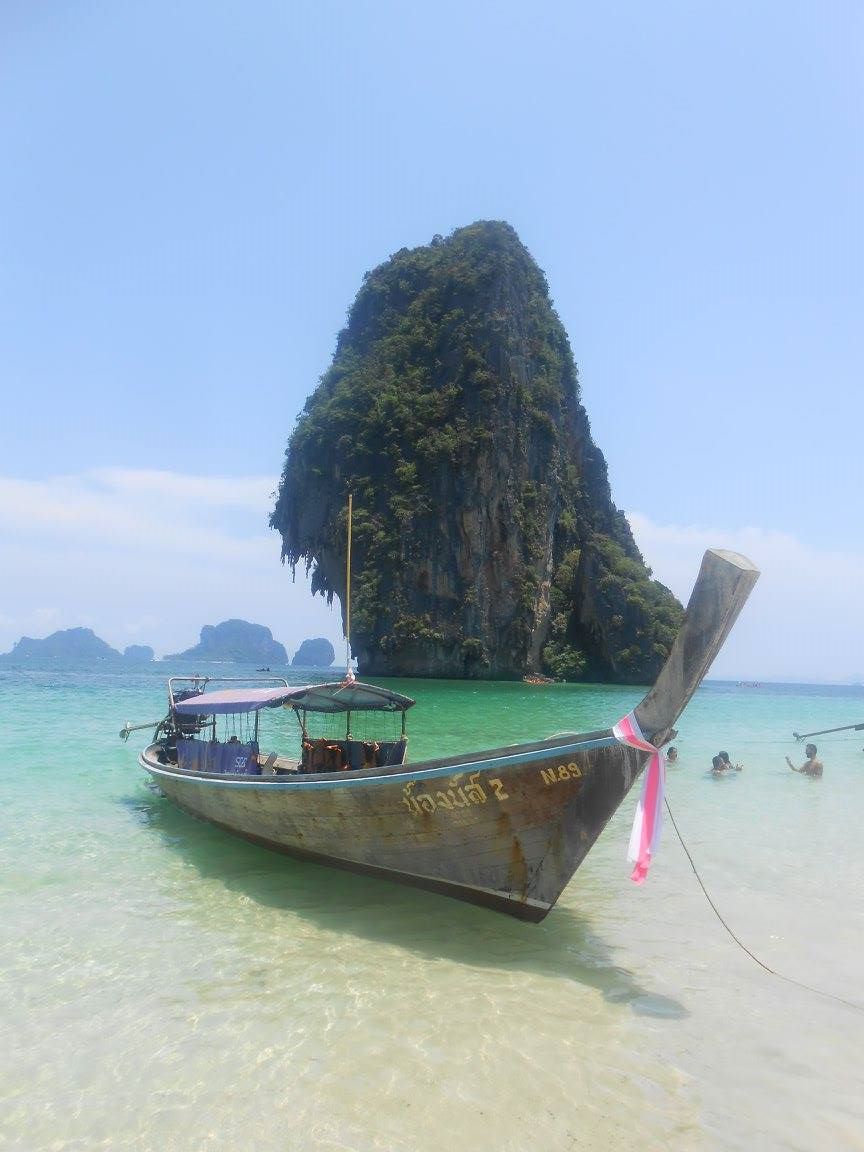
165;620;288;664
0;628;157;664
122;645;155;663
271;221;683;682
1;627;122;661
291;637;336;667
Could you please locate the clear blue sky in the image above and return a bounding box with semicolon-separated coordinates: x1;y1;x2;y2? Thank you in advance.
1;2;861;680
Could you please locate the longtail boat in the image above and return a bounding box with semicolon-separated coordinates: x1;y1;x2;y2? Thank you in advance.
122;548;757;921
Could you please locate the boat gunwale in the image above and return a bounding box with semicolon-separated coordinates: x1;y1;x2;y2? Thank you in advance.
139;727;622;790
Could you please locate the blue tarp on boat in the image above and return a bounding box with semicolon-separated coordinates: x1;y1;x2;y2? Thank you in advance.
176;738;260;774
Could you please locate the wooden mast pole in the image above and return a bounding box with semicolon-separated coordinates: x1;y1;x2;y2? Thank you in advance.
345;492;353;680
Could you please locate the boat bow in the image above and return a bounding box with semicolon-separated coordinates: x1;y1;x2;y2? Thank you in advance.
633;548;759;744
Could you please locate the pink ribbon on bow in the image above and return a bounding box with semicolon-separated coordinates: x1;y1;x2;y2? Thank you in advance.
612;710;665;884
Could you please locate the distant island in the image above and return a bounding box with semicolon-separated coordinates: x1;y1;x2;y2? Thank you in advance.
164;620;288;664
291;637;336;667
0;627;154;663
0;620;304;666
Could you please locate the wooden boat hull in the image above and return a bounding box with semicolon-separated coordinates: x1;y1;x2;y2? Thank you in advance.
142;729;643;920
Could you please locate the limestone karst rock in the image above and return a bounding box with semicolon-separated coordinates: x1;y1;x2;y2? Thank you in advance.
291;637;336;667
1;627;122;661
166;620;288;665
272;222;682;681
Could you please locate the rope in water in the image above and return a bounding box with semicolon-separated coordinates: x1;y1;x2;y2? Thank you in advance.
664;795;863;1014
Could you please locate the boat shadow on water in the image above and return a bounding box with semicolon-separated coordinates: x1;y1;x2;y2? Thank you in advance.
123;787;687;1020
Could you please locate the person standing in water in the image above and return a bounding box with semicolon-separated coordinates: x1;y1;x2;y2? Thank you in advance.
666;746;678;763
718;750;742;771
786;743;823;777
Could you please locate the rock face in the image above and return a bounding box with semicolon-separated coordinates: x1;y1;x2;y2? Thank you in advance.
292;638;336;667
166;620;288;664
271;221;682;682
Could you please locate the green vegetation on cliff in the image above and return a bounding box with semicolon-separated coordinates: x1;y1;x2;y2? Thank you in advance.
272;221;682;682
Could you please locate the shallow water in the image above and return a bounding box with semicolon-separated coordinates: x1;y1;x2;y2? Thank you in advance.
2;666;863;1150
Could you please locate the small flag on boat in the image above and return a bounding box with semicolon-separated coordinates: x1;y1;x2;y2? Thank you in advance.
613;711;665;883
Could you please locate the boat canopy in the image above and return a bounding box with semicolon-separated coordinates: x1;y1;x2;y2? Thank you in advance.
283;681;415;714
171;681;415;716
172;687;299;715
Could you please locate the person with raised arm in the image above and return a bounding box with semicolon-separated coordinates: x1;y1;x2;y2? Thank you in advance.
786;743;823;778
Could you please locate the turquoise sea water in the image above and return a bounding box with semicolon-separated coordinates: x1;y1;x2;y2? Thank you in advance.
2;664;863;1151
